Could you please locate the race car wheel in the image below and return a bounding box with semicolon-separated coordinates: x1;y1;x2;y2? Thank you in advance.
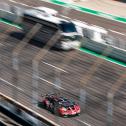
53;106;60;116
77;113;80;116
38;101;46;108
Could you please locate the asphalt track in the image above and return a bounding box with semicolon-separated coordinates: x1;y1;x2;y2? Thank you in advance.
0;0;126;126
0;19;126;126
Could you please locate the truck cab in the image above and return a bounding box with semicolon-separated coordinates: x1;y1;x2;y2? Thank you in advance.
22;8;82;50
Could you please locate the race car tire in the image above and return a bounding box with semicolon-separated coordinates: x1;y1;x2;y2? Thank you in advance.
53;106;60;116
77;113;80;116
38;101;46;108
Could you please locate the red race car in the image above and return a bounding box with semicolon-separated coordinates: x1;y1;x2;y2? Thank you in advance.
38;93;80;117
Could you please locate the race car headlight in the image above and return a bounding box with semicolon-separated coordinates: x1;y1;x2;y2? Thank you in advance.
61;107;67;111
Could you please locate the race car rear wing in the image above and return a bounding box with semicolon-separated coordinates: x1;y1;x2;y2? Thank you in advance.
41;92;60;97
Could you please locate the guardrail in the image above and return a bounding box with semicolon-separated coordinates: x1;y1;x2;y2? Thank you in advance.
0;93;60;126
1;105;33;126
81;37;126;63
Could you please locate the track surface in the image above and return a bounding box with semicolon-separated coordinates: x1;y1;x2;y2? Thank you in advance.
1;0;126;125
0;19;126;126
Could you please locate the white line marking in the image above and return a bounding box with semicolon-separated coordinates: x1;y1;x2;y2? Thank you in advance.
0;77;24;91
60;15;71;19
0;43;4;46
8;0;15;2
109;29;126;36
8;0;33;7
76;119;92;126
42;61;68;73
38;77;66;90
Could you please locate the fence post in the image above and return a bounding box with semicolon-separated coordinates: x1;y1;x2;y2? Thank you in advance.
79;89;86;112
107;73;126;126
107;92;113;126
12;23;42;101
32;30;61;107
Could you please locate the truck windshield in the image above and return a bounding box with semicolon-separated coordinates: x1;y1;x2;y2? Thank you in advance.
59;22;77;33
62;35;81;41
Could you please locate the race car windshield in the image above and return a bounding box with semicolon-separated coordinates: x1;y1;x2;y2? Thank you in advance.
61;100;75;107
59;22;77;33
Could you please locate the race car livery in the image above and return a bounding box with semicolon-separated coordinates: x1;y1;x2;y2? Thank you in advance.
38;93;80;117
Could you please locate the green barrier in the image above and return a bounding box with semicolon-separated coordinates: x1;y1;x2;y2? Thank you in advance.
0;18;22;29
80;47;126;67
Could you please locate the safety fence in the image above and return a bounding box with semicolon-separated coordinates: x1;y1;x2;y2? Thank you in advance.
0;2;126;126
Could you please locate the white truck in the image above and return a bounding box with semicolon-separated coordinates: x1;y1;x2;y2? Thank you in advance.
22;8;82;50
73;20;108;44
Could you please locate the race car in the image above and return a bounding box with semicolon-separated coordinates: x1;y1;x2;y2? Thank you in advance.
38;93;80;117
